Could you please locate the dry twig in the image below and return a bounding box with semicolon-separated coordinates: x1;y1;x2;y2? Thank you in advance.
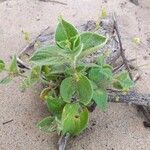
113;14;133;80
58;133;70;150
3;119;13;125
39;0;67;5
88;90;150;112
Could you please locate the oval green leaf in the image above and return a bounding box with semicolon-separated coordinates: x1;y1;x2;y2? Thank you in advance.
30;45;69;66
80;32;107;58
77;74;93;105
46;97;65;115
60;77;76;103
55;18;79;50
113;71;134;91
88;67;112;88
61;103;89;135
37;116;56;133
93;89;108;112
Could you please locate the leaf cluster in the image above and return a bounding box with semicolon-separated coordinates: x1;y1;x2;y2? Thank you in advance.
0;18;134;137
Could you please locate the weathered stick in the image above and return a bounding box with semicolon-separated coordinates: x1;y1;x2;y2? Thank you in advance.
17;57;31;70
88;90;150;112
113;14;133;79
130;0;139;5
108;90;150;107
3;119;14;125
39;0;67;5
58;133;70;150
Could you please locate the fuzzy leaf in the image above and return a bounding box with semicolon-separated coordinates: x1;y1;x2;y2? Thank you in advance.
61;103;89;135
60;77;75;103
93;89;108;112
22;66;41;89
9;55;18;74
41;65;65;81
46;97;65;115
65;65;85;76
30;66;41;81
113;71;134;91
30;45;69;66
37;116;56;133
88;67;112;88
0;59;5;72
80;32;107;58
55;18;79;50
70;44;83;59
77;74;93;105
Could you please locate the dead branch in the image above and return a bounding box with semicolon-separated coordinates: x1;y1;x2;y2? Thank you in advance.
39;0;67;5
113;14;133;80
88;90;150;113
58;133;70;150
3;119;13;125
108;90;150;107
137;105;150;127
17;57;31;70
113;58;136;74
130;0;139;5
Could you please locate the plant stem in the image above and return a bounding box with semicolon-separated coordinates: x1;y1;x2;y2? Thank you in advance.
58;133;70;150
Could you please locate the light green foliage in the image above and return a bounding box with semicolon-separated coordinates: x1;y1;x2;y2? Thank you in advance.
61;103;89;135
93;89;108;111
22;66;41;89
31;46;69;66
37;116;57;133
9;55;19;74
46;97;65;115
76;74;93;105
55;17;80;50
0;59;5;72
89;54;113;88
96;54;106;66
113;71;134;91
60;77;75;103
89;66;112;88
0;18;134;139
60;74;93;105
80;32;107;58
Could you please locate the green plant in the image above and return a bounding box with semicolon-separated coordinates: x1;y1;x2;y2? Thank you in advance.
0;18;134;149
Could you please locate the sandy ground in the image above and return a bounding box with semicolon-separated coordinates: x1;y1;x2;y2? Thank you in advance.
0;0;150;150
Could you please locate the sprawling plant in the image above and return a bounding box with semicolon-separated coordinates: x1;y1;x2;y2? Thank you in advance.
0;18;134;148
